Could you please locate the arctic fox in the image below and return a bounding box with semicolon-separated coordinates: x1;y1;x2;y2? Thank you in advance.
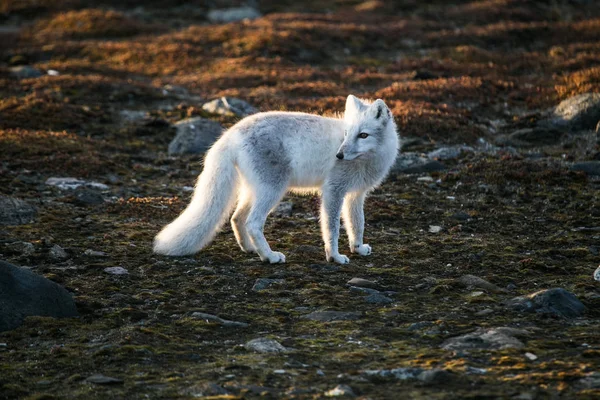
154;95;399;264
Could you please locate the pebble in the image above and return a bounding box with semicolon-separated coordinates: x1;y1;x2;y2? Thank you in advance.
457;274;504;293
505;288;585;318
202;96;258;117
301;311;362;322
45;177;108;191
348;286;380;295
8;241;35;256
441;327;529;350
84;374;123;385
417;176;434;182
104;267;128;275
252;278;284;292
524;352;538;361
428;225;442;233
190;312;248;328
364;293;393;304
49;244;68;260
346;277;379;289
594;266;600;282
244;338;288;353
324;384;355;397
84;249;108;257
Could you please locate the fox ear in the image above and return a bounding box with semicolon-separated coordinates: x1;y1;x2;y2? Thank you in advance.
345;94;365;116
368;99;390;123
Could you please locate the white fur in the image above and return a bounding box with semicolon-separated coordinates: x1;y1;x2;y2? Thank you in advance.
153;95;399;264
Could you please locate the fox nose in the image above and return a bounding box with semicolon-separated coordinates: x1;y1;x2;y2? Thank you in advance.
336;152;344;160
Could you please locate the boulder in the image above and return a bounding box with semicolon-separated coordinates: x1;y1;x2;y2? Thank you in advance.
168;117;223;156
0;260;78;332
550;93;600;131
0;195;37;225
505;288;585;318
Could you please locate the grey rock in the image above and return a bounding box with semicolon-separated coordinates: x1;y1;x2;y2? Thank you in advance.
104;267;128;275
408;321;434;331
458;274;504;293
571;161;600;176
594;266;600;282
497;127;564;147
273;201;293;217
302;311;362;322
202;97;258;117
9;65;43;79
73;189;104;205
252;278;284;292
417;369;454;385
505;288;585;318
578;372;600;389
84;374;123;385
190;312;248;328
427;146;474;161
0;195;37;225
550;93;600;131
7;241;35;256
0;260;78;332
392;152;446;174
45;177;108;191
207;7;261;23
364;367;424;380
84;249;108;257
168;117;223;156
347;277;379;289
245;338;287;353
49;244;68;260
324;384;355;397
452;211;470;221
441;327;529;350
364;293;393;304
349;286;380;295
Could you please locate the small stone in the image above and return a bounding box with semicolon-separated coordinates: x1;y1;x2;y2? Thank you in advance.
347;277;379;289
7;241;35;256
524;352;538;361
428;225;442;233
273;201;293;217
245;338;287;353
0;195;37;225
505;288;585;318
252;278;284;292
417;176;434;182
207;6;261;23
475;308;494;316
302;311;362;322
441;327;529;350
202;97;258;117
49;244;68;260
364;293;393;304
417;369;454;385
45;177;108;191
458;274;504;293
168;117;223;156
427;146;474;161
84;249;108;257
104;267;128;275
363;367;423;380
324;384;355;397
190;312;248;328
73;189;104;205
594;266;600;282
392;153;446;174
9;65;43;79
349;286;380;295
571;161;600;176
84;374;123;385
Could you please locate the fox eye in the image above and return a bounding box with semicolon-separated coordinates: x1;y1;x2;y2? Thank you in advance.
358;132;369;139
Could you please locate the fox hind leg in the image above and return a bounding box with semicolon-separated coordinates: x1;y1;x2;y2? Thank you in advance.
245;183;287;264
231;189;255;253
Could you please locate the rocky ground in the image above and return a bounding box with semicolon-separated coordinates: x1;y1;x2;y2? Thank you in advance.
1;1;600;399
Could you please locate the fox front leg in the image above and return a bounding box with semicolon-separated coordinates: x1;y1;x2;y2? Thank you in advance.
342;191;371;256
321;184;350;264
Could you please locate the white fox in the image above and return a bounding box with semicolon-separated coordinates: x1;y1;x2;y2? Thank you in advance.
154;95;399;264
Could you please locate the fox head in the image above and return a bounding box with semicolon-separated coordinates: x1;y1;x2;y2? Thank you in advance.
336;95;395;161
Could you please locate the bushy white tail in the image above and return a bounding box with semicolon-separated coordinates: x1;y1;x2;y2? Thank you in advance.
153;140;238;256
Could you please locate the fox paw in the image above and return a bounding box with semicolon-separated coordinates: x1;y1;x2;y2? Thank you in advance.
352;244;372;256
261;251;286;264
327;253;350;264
